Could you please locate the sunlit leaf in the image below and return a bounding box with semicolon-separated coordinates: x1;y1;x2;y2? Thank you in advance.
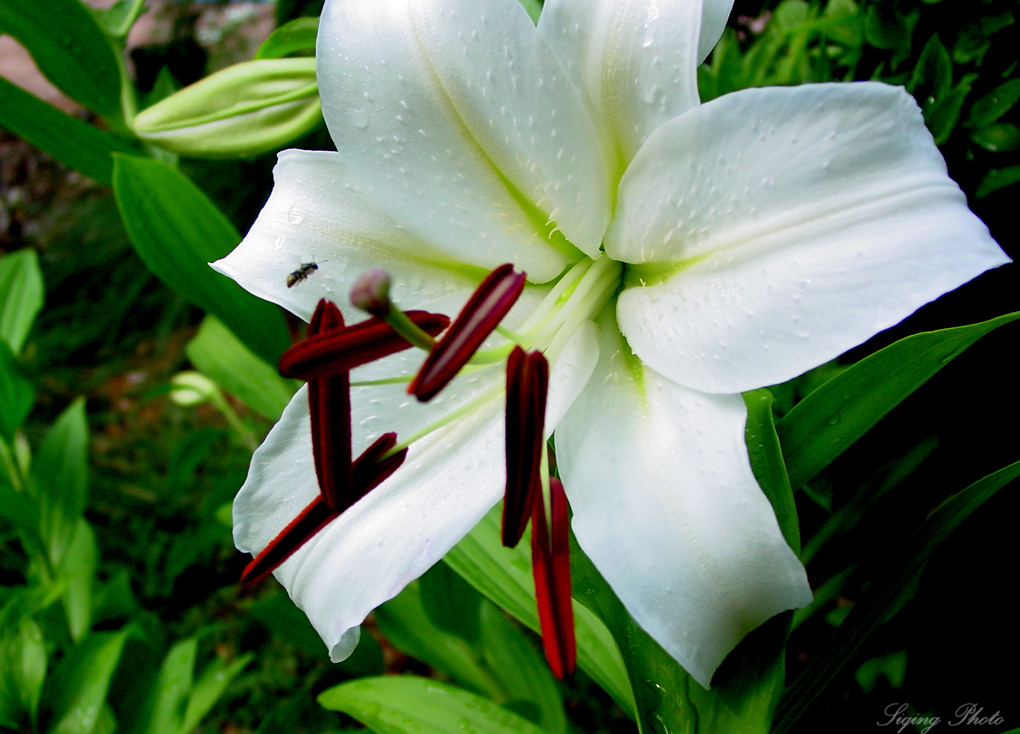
319;676;547;734
0;248;44;355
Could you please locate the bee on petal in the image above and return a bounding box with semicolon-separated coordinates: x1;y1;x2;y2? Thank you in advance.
287;261;320;288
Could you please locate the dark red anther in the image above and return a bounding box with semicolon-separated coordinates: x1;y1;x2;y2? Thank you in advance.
240;434;409;586
532;477;575;679
502;347;549;548
306;301;352;512
240;495;335;586
409;264;526;402
280;310;451;380
351;432;407;503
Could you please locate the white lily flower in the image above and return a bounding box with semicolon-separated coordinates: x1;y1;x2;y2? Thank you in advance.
213;0;1009;688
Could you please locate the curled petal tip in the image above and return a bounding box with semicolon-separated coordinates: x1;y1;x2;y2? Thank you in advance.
411;264;526;402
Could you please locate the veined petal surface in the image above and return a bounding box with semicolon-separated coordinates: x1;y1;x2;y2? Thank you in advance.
556;314;811;689
538;0;703;171
212;150;492;322
317;0;610;275
610;83;1010;393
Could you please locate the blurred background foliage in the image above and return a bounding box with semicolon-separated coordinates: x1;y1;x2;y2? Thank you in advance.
0;0;1017;732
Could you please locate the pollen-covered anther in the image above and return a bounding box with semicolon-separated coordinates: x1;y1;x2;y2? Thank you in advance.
280;310;451;380
410;264;526;402
532;477;576;679
502;346;548;548
240;432;409;587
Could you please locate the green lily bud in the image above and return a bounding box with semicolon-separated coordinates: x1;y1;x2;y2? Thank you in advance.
170;371;218;407
132;58;320;158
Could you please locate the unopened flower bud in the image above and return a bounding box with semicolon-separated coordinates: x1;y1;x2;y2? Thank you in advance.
350;269;393;318
171;371;218;406
132;58;321;158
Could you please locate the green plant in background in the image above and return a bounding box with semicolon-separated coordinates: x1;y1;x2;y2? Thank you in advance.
1;0;1018;733
0;251;251;734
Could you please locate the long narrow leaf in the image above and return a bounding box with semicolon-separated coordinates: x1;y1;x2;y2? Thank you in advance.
113;155;290;365
778;312;1020;488
318;676;546;734
46;628;132;734
0;0;124;121
0;249;44;354
774;460;1020;733
0;77;138;186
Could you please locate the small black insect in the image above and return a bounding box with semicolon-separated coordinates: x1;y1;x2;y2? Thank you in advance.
286;261;319;288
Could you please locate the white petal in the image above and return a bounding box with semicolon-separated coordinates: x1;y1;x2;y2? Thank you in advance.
233;306;598;661
609;83;1010;393
545;319;600;432
316;0;610;274
555;314;811;688
212;150;492;322
538;0;702;168
698;0;735;63
234;384;507;661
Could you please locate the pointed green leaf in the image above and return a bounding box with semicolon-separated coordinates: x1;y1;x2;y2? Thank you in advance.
255;17;319;59
178;652;252;734
112;155;290;365
0;77;137;185
318;677;546;734
970;122;1020;152
0;0;124;121
976;166;1020;198
0;617;47;728
909;35;952;97
186;316;295;421
744;390;800;553
0;337;34;442
59;520;99;642
478;604;567;734
968;78;1020;128
376;582;500;699
132;637;197;734
47;628;132;734
778;312;1020;489
33;398;89;567
774;460;1020;733
98;0;147;39
0;248;44;354
443;506;634;716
